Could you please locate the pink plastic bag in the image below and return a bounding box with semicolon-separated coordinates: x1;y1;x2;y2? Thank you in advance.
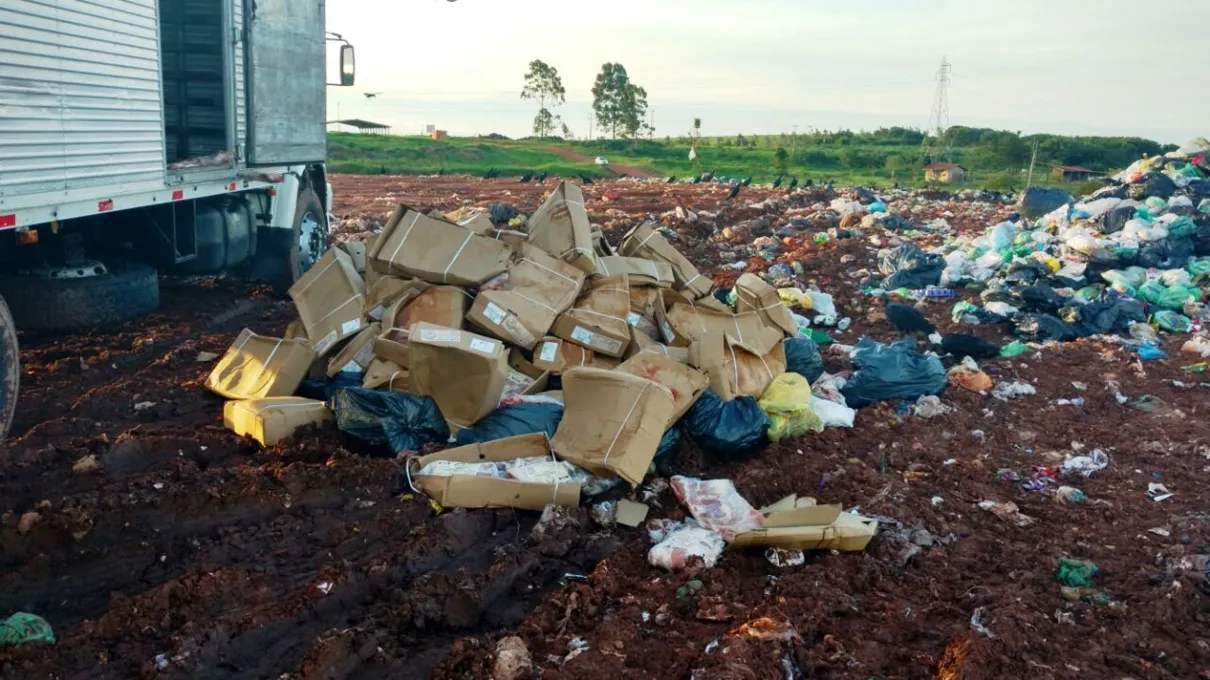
671;476;764;540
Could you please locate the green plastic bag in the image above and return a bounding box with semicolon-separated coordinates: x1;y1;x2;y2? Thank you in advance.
1102;267;1147;289
951;300;979;323
1168;216;1197;239
1188;258;1210;282
1139;281;1200;310
1153;310;1192;333
0;613;54;646
1056;558;1098;587
999;340;1029;358
1074;285;1103;304
1145;197;1168;213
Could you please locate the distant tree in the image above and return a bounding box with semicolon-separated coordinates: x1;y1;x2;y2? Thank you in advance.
736;134;746;147
561;121;575;140
591;63;648;139
521;59;566;137
885;155;904;180
774;147;789;174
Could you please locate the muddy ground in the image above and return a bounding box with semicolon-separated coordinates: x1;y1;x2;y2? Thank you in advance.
2;177;1209;679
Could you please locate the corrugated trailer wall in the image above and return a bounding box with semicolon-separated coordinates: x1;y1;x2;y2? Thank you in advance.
0;0;167;200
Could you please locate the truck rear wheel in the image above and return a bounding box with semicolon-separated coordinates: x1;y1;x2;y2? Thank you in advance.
0;260;160;333
0;295;18;439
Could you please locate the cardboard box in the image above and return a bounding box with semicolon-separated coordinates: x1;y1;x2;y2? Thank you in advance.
595;256;674;288
626;328;691;364
730;503;878;552
408;322;510;428
362;358;408;391
374;286;469;367
502;348;551;401
618;222;712;298
550;274;631;358
410;433;581;510
660;302;783;354
616;352;708;425
206;329;314;399
552;368;676;485
526;182;595;274
364;233;384;289
689;331;787;401
466;243;586;350
369;205;512;286
341;241;367;274
457;213;495;236
223;397;332;447
734;273;797;336
364;276;430;323
627;285;665;341
288;248;368;356
326;323;381;377
592;227;614;257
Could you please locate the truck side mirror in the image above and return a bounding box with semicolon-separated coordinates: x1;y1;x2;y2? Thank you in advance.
340;45;355;87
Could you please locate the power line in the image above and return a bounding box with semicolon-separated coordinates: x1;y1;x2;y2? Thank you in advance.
921;56;952;164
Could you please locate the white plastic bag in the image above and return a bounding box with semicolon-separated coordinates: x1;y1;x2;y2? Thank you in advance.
810;396;855;428
647;520;726;570
1060;449;1109;477
806;291;837;317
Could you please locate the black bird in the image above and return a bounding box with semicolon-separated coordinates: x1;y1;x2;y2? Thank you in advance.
938;333;1001;360
438;168;445;176
520;172;533;183
701;170;715;182
772;176;783;189
884;301;936;335
726;183;741;200
535;172;547;183
693;175;702;184
666;175;677;184
578;173;594;185
741;176;752;187
788;176;798;190
483;167;497;179
380;164;387;175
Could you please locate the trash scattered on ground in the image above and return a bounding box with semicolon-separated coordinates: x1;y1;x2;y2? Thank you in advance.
992;381;1036;401
0;613;54;646
1056;558;1098;587
977;500;1036;527
1147;482;1174;502
1060;449;1109;477
912;394;952;418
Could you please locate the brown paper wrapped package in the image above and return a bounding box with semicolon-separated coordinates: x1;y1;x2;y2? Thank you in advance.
326;322;381;377
362;358;408;391
288;247;367;356
730;504;877;551
205;329;314;400
660;300;783;354
550;274;632;357
466;243;586;349
410;433;581;510
594;256;674;288
618;221;712;298
689;330;787;401
373;286;468;367
734;273;797;336
363;276;430;323
616;352;708;425
525;182;595;273
368;205;512;286
407;322;509;428
223;397;332;447
552;368;676;485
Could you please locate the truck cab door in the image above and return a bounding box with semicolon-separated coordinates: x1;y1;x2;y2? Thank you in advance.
244;0;326;166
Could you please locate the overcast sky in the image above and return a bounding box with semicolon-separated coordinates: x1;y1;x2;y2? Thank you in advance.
326;0;1208;144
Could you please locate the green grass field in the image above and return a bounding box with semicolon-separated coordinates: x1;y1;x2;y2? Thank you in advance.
327;131;1133;191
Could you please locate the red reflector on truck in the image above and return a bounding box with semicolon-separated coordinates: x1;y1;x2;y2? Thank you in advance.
172;190;184;200
0;215;14;228
98;199;114;212
227;183;236;191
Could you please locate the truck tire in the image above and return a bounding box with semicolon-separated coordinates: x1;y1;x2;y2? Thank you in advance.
279;188;329;293
0;260;160;333
0;295;18;440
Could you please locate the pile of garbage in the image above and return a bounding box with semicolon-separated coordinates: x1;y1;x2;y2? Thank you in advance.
870;141;1210;343
204;182;880;568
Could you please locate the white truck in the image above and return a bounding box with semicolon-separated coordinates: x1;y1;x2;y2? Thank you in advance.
0;0;357;437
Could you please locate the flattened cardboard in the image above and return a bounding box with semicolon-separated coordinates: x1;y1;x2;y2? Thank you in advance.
734;273;797;336
411;433;581;511
595;256;674;288
326;322;381;377
362;358;409;391
374;286;469;367
526;182;595;273
730;506;877;552
661;302;783;354
552;368;676;485
466;244;586;350
530;336;619;374
626;328;691;364
457;213;495;236
628;286;664;341
616;352;708;425
223;397;332;447
689;331;787;401
288;248;367;356
591;227;614;257
205;329;314;400
618;221;712;298
364;276;430;322
408;322;510;427
341;241;367;274
550;274;631;357
369;205;512;286
616;499;650;527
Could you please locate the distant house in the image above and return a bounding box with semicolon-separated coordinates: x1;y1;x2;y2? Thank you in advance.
431;130;448;140
924;162;968;184
327;118;391;135
1051;165;1100;182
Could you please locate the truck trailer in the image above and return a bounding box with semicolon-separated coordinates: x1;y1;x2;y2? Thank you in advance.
0;0;355;437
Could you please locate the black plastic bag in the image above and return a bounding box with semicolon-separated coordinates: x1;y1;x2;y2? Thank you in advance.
331;388;449;454
454;402;564;445
1193;222;1210;257
1130;173;1176;200
1077;298;1145;335
1137;237;1194;269
1017;283;1068;314
488;202;518;225
681;391;770;456
298;373;363;402
1014;314;1080;342
1103;204;1136;234
1019;187;1072;219
654;426;682;460
840;337;947;408
879;244;944;289
783;337;824;382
